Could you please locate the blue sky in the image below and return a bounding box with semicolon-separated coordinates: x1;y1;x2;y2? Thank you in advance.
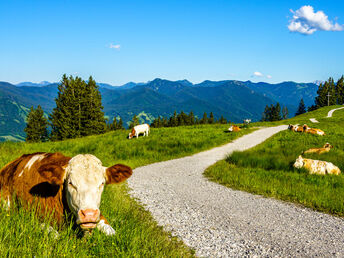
1;0;343;85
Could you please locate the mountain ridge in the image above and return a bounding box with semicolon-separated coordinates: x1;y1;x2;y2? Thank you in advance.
0;78;318;141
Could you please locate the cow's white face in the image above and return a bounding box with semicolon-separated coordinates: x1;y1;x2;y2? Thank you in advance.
38;153;132;232
64;154;106;229
228;126;233;132
293;156;304;169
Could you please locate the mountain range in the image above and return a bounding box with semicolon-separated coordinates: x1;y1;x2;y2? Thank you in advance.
0;79;319;141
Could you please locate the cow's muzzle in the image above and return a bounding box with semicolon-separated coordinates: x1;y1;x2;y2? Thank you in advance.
77;209;100;229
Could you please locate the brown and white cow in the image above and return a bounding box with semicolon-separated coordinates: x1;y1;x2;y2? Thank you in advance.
228;125;241;132
128;124;150;139
293;155;340;175
303;124;325;136
0;152;132;236
304;143;333;155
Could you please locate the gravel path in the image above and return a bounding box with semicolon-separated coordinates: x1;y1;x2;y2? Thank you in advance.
309;118;319;123
327;106;344;117
128;125;344;257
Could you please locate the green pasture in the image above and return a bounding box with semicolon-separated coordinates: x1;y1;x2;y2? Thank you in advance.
0;123;252;257
205;106;344;216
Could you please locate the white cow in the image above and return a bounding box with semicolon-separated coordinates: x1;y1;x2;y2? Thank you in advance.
129;124;150;139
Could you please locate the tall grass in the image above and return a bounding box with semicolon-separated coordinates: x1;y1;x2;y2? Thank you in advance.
0;123;251;257
205;106;344;216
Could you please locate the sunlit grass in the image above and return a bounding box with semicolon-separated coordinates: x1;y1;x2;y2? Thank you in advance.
205;106;344;216
0;123;252;257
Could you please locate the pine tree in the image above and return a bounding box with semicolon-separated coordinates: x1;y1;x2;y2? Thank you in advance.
200;112;208;124
295;98;306;116
282;106;288;120
24;105;49;142
188;111;195;125
50;74;106;140
218;115;227;124
208;112;214;124
117;117;124;129
129;114;140;129
336;76;344;105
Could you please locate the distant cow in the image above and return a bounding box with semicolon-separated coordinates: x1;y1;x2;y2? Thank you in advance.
293;155;340;175
0;152;132;236
129;124;150;139
303;124;325;136
243;119;251;125
304;143;333;155
288;124;303;132
228;125;241;132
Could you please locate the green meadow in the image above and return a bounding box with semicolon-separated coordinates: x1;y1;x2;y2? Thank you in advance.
205;106;344;216
0;123;252;257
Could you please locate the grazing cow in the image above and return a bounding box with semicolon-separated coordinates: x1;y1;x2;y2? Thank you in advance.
293;155;340;175
228;125;241;132
129;124;150;139
288;124;295;130
0;152;132;236
304;143;333;155
243;119;251;125
303;124;325;136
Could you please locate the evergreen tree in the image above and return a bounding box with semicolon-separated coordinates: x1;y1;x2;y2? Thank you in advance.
218;115;227;124
261;105;270;122
295;98;306;116
50;74;106;140
200;112;208;124
336;76;344;105
117;117;124;129
188;111;195;125
208;112;214;124
307;105;318;112
24;105;49;142
129;114;140;129
282;106;289;120
272;103;281;121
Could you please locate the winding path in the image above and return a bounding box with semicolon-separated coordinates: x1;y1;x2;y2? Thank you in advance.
128;125;344;257
327;106;344;117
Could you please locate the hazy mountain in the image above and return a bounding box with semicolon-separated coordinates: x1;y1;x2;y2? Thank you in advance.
0;78;319;141
16;81;52;87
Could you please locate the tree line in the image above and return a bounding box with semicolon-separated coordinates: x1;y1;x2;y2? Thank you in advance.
150;111;229;128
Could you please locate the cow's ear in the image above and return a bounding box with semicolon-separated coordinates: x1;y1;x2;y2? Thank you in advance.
105;164;132;184
38;164;66;185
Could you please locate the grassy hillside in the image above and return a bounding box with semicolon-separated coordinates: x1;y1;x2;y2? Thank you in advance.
0;124;252;257
205;106;344;216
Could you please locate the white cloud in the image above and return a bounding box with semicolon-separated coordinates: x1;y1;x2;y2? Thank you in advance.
288;5;343;35
266;75;272;79
253;71;263;77
109;43;121;49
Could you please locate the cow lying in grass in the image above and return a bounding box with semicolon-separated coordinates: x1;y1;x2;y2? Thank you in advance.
129;124;150;139
228;125;241;132
0;152;132;236
304;143;333;155
302;124;326;136
293;155;340;175
288;124;304;132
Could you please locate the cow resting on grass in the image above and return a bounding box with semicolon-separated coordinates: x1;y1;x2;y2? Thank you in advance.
129;124;150;139
303;124;325;136
293;155;340;175
228;125;241;132
304;143;333;155
0;152;132;236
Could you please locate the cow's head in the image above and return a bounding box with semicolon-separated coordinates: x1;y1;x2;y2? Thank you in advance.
323;143;333;149
228;125;233;132
293;155;304;169
38;154;132;231
128;128;136;139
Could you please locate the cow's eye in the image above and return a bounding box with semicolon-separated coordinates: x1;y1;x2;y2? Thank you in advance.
99;183;105;189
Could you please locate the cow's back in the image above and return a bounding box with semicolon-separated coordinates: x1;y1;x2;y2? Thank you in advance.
0;152;71;223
